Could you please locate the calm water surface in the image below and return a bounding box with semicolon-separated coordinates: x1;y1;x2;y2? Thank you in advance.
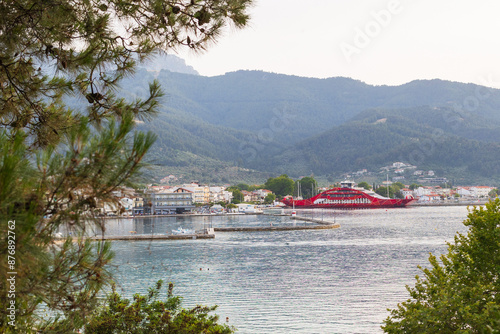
108;206;471;334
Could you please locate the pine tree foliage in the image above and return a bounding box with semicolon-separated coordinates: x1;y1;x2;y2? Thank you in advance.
0;0;253;147
85;280;235;333
0;1;253;332
0;116;155;332
382;199;500;333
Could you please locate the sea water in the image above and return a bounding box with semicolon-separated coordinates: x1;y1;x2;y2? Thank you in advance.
108;206;471;334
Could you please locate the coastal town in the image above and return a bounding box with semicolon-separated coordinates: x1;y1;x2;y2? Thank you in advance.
93;161;498;216
103;178;499;217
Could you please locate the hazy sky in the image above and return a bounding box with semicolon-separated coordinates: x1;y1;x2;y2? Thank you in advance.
177;0;500;87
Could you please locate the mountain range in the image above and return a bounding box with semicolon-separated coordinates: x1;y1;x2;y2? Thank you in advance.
118;55;500;185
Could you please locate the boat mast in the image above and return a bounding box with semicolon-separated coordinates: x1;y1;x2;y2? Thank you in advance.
387;174;390;198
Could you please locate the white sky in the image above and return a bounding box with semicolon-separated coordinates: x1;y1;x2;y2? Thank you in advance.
177;0;500;88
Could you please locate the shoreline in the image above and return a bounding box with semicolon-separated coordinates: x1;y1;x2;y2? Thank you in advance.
409;201;488;207
106;201;491;219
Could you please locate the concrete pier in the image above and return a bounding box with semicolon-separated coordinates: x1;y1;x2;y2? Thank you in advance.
86;233;215;241
290;216;336;225
54;216;342;241
56;229;216;242
214;224;340;232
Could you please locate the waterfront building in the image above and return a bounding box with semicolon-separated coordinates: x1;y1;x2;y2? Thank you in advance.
182;183;210;204
470;186;495;198
457;186;494;198
235;203;257;213
133;196;144;210
418;193;441;202
120;197;134;212
151;188;194;214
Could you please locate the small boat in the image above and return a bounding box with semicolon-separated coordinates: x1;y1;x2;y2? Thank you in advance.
282;180;414;209
171;227;195;235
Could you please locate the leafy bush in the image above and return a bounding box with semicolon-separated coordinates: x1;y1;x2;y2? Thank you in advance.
383;199;500;333
86;280;234;334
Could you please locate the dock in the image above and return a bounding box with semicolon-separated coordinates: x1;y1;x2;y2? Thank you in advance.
85;233;215;241
54;216;341;241
290;216;336;225
215;217;340;232
55;228;216;242
214;224;340;232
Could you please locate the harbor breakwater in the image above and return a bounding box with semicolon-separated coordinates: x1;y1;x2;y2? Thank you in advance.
55;214;340;241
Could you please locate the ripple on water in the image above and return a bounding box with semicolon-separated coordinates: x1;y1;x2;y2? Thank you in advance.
109;206;470;334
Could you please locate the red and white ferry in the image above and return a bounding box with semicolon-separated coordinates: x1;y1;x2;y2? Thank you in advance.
282;181;414;209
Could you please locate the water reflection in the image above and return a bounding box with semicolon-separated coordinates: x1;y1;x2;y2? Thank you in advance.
108;206;470;334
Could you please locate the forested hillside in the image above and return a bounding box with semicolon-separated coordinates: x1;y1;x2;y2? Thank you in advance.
117;67;500;184
264;106;500;184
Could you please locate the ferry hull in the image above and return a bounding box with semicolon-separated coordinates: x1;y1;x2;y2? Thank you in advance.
282;187;414;209
282;199;413;209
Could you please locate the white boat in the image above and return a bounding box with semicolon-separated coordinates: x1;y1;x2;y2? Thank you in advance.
171;227;195;235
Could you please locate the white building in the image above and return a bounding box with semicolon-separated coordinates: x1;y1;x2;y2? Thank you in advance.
401;188;413;199
413;187;432;198
392;162;407;168
470;186;494;198
457;187;472;197
253;189;273;202
418;193;441;202
120;197;134;211
209;186;233;203
235;203;257;213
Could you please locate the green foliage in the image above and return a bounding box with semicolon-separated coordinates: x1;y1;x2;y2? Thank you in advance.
393;182;405;190
139;71;500;148
375;186;403;199
0;122;153;331
294;176;318;199
263;193;276;204
120;69;500;182
229;188;244;204
236;183;250;191
357;181;372;190
264;175;295;197
85;280;235;334
1;0;253;145
264;106;500;183
409;183;422;190
382;199;500;333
